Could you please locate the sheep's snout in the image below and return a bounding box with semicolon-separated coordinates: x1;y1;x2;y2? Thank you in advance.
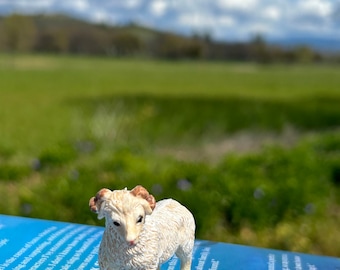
125;227;140;246
126;235;138;245
122;212;144;246
128;240;136;246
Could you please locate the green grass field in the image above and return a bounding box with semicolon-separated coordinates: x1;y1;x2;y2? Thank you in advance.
1;54;340;256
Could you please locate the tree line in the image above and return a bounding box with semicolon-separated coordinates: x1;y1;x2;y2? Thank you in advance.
0;14;337;63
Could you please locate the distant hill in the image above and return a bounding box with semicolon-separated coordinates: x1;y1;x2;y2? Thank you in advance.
270;37;340;53
0;14;339;62
31;14;163;42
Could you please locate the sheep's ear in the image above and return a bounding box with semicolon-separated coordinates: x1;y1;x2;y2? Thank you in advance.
130;185;156;214
89;188;111;220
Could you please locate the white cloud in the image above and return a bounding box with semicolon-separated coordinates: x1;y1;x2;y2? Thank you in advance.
176;11;235;39
149;0;168;16
262;6;281;21
178;13;208;28
217;0;258;11
68;0;88;12
90;9;111;23
297;0;333;18
283;0;335;35
218;16;235;27
248;22;275;36
124;0;141;9
14;0;55;9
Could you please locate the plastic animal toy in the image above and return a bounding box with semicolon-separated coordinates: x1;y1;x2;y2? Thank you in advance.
89;185;195;270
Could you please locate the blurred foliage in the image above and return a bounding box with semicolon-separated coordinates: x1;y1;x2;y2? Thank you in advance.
75;95;340;144
1;132;339;255
0;14;37;52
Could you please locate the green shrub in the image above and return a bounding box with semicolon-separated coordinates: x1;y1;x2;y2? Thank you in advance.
37;142;78;168
0;163;31;180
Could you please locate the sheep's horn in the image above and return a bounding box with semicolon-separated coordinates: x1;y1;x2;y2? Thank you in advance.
130;185;156;210
89;196;98;213
89;188;112;213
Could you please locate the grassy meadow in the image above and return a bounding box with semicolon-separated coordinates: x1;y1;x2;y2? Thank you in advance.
1;54;340;256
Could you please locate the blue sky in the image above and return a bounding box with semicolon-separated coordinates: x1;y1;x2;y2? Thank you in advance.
0;0;340;42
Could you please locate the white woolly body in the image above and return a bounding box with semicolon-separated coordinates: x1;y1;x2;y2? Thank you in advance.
98;199;195;270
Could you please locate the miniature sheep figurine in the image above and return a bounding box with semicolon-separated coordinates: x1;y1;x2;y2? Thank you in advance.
89;185;195;270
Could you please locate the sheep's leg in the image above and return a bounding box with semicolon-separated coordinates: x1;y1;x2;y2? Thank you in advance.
146;266;159;270
176;249;193;270
178;257;192;270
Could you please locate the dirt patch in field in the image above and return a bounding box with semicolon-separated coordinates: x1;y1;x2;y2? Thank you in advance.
156;126;303;163
0;56;58;70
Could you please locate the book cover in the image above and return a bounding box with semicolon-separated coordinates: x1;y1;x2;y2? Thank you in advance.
0;214;339;270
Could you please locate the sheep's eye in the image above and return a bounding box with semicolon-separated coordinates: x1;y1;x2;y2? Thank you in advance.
137;215;143;223
113;221;120;227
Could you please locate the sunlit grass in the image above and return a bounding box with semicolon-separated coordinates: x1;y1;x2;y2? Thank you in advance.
1;54;340;153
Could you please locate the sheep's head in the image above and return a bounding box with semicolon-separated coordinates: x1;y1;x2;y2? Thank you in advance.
89;185;156;245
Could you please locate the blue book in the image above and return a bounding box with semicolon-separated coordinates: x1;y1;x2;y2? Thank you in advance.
0;214;339;269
